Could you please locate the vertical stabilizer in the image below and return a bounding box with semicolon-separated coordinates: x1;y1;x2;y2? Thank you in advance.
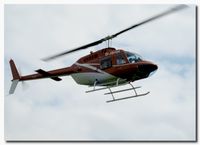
9;59;20;94
9;59;20;80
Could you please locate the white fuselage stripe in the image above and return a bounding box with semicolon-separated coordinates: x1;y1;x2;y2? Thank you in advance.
75;62;107;74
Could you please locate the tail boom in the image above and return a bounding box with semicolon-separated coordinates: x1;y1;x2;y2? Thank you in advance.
20;67;75;81
9;59;75;94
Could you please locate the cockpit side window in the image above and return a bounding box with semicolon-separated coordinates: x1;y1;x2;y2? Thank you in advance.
116;53;126;65
100;56;112;69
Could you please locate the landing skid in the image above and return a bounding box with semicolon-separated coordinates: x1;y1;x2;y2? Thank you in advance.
86;80;150;103
106;91;150;103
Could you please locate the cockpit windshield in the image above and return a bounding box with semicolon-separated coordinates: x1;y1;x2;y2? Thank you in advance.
125;51;143;63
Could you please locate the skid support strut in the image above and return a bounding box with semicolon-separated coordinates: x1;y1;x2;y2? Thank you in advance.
85;80;149;103
106;83;150;103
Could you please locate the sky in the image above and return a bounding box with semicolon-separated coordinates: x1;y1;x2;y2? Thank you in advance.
4;4;196;141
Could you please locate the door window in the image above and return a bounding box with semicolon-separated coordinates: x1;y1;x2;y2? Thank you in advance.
100;56;112;69
116;53;126;65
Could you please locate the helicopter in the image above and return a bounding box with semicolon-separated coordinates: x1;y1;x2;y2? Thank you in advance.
9;5;187;103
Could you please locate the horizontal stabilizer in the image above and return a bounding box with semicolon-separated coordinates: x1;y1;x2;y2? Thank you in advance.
35;69;62;81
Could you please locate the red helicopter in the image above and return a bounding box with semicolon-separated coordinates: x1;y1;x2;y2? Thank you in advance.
9;5;187;102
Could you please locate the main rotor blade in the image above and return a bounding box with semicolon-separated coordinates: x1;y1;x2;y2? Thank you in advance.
42;39;104;61
42;4;187;61
111;4;187;38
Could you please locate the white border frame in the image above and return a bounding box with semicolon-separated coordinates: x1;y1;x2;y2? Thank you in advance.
1;0;198;145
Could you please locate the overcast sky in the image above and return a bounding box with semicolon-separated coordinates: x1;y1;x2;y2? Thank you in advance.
4;4;196;141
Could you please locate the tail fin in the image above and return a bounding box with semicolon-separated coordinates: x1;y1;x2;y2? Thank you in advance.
9;59;20;94
10;59;20;80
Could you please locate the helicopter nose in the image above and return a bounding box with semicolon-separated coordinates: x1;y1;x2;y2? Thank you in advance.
138;63;158;74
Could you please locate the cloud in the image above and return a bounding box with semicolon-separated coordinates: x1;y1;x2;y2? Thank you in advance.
4;4;196;141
